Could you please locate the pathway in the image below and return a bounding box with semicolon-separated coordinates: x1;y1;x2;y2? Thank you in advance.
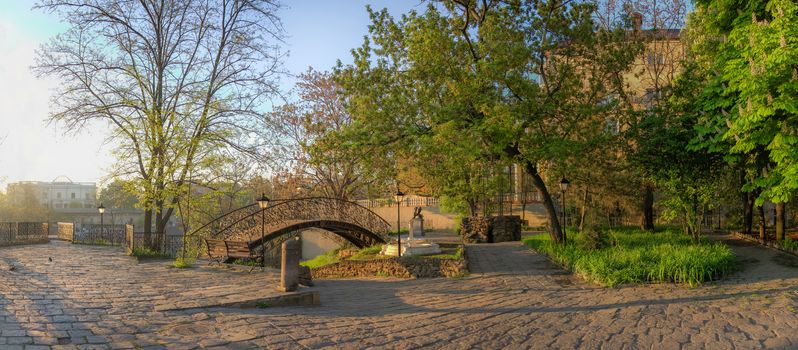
1;236;798;349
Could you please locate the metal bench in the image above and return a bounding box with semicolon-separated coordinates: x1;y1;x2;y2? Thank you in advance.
204;238;263;271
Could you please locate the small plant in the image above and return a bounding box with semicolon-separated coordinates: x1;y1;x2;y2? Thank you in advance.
375;271;390;277
172;258;194;269
132;246;167;258
577;226;609;251
256;301;271;309
780;237;798;251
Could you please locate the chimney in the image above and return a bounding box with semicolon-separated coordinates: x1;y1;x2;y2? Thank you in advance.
632;12;643;32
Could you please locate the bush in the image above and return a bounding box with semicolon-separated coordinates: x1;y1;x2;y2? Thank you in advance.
172;258;194;268
132;246;167;258
523;228;736;287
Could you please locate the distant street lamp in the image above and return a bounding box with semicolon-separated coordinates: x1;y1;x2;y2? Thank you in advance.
256;194;270;267
395;189;405;257
559;178;570;244
97;203;105;238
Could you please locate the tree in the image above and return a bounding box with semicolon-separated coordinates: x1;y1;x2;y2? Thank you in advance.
265;69;381;200
688;0;798;240
97;180;139;209
334;1;638;243
34;0;284;235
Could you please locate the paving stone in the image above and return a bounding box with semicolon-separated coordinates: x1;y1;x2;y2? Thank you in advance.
1;237;798;349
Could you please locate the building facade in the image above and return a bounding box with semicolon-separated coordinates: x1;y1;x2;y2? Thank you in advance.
8;176;97;210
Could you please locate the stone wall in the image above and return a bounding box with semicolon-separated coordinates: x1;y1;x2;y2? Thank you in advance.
460;216;521;243
461;217;491;243
311;246;468;279
490;216;522;242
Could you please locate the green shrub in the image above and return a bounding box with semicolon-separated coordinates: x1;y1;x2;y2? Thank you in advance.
781;237;798;251
523;228;736;287
132;246;167;258
172;258;194;268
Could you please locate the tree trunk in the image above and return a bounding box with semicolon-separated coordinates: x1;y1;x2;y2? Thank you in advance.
640;185;654;231
579;188;588;232
524;162;563;244
758;204;767;241
776;202;785;241
143;208;153;233
744;191;754;235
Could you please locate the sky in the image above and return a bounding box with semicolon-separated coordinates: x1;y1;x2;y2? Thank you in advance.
0;0;424;187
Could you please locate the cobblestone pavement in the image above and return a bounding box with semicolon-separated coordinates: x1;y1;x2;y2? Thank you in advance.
2;237;798;349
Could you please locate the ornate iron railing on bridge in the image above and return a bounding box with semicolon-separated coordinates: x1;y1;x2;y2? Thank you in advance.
185;197;392;259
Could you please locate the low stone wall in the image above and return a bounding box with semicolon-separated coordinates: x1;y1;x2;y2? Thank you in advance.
733;231;798;256
311;246;468;279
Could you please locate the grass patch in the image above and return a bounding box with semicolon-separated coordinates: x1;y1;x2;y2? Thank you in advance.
349;245;387;261
523;228;736;287
256;300;271;309
780;237;798;251
132;246;168;258
387;228;409;236
421;245;463;260
300;249;341;269
172;258;194;268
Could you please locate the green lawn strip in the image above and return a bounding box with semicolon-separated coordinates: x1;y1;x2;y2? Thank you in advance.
523;228;736;287
300;249;341;268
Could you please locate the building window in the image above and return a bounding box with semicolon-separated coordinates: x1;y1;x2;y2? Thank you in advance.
605;117;620;135
57;193;61;199
647;52;665;66
85;193;90;200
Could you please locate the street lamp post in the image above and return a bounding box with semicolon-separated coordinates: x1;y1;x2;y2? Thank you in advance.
256;194;270;268
559;178;569;245
97;203;105;239
395;189;404;257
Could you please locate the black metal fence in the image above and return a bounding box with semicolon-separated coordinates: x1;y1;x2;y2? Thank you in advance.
0;222;49;245
73;224;128;245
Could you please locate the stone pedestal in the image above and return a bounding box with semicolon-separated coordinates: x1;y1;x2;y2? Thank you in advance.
410;216;425;238
380;236;441;257
278;239;301;292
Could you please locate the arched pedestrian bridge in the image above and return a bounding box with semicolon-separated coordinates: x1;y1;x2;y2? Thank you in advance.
192;197;391;249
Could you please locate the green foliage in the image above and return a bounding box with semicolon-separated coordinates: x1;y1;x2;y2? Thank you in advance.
780;237;798;251
172;258;194;269
523;229;736;287
256;301;271;309
332;1;640;239
132;246;167;259
349;245;385;260
300;250;341;269
689;0;798;204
